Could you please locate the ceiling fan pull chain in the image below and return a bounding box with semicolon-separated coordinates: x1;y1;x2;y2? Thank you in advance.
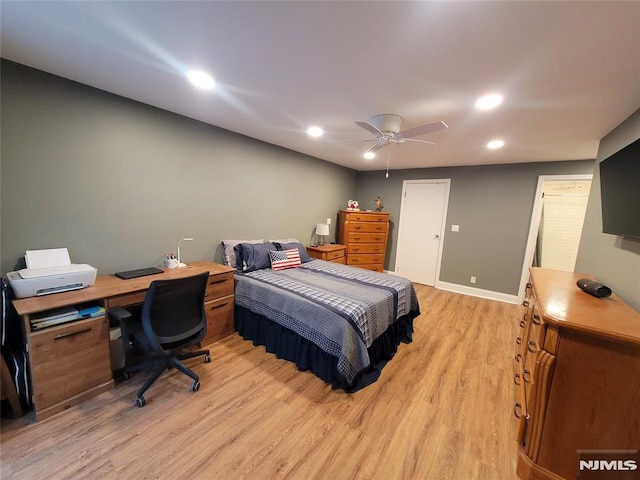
386;147;390;178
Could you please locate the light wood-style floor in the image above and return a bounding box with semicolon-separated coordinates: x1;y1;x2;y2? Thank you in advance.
1;284;521;479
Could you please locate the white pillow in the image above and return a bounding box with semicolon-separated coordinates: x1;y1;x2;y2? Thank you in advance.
269;238;300;244
221;239;263;268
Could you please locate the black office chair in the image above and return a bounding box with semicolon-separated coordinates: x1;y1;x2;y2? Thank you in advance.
110;272;211;407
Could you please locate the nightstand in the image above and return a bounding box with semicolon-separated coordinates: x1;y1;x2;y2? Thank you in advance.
306;244;347;264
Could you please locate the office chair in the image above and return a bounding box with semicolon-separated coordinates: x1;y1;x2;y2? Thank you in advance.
109;272;210;407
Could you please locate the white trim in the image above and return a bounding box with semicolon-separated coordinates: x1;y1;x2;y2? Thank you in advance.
516;174;593;302
436;281;520;304
395;178;451;286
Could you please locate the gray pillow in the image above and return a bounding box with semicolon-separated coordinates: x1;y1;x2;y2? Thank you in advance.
235;242;277;272
274;242;312;263
221;239;263;269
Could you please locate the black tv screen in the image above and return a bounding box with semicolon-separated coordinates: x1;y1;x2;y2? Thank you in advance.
599;137;640;238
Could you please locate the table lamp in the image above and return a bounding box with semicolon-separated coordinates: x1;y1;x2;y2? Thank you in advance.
315;223;330;246
177;237;194;267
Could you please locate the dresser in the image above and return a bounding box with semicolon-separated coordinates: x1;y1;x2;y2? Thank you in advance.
514;267;640;480
12;261;234;421
306;244;346;264
337;210;389;272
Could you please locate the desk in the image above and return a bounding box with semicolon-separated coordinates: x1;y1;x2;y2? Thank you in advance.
12;261;234;421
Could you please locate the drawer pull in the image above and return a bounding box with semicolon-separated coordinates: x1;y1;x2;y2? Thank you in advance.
532;314;542;325
514;402;522;419
527;340;538;353
209;302;229;311
210;278;228;284
523;369;531;383
354;226;362;230
527;282;532;289
522;300;530;308
352;258;359;262
519;319;526;328
54;327;92;340
514;373;521;386
353;237;361;241
516;337;522;345
515;353;522;363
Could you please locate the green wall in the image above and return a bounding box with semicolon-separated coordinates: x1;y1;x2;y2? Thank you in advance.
357;161;594;296
575;108;640;311
1;60;357;275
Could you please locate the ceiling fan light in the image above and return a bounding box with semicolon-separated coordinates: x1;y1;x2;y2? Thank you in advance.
487;139;505;149
364;151;375;160
475;94;503;110
307;126;324;137
187;70;215;90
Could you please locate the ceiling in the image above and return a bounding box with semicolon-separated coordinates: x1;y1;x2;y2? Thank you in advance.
1;1;639;171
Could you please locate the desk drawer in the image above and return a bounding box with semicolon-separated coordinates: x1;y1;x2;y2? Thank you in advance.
205;272;234;300
326;249;345;261
29;316;112;409
204;294;234;343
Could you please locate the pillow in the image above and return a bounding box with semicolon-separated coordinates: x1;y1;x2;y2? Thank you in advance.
234;242;277;272
269;237;300;244
221;239;263;268
274;242;312;263
269;248;302;271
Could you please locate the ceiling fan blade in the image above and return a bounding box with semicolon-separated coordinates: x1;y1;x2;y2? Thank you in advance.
355;121;384;137
366;143;385;154
325;138;374;143
396;120;448;139
403;138;436;146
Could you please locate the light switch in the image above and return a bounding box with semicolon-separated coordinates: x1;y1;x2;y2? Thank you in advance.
327;218;332;225
451;225;460;232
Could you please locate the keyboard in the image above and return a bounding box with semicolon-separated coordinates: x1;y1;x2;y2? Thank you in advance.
114;267;163;280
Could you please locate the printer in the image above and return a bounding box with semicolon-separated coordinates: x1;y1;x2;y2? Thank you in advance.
6;248;97;299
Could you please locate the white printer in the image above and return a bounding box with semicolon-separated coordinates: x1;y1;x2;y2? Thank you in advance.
7;248;97;299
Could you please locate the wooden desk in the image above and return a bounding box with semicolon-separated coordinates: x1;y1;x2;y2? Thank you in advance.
12;261;234;421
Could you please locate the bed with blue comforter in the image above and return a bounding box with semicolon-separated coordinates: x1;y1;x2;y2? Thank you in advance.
233;258;419;391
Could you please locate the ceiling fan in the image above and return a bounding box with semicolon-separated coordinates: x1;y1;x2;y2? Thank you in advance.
354;113;448;157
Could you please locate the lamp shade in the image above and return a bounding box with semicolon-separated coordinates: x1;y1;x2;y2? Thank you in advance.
315;223;330;236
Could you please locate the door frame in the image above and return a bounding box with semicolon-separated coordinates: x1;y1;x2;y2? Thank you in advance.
516;173;593;301
394;178;451;285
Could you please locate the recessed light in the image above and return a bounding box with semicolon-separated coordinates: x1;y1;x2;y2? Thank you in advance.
187;70;215;90
475;94;503;110
307;126;324;137
487;139;505;149
364;152;375;160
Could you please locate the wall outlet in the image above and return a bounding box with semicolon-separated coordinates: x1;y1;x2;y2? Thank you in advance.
451;224;460;232
470;276;477;284
327;217;332;225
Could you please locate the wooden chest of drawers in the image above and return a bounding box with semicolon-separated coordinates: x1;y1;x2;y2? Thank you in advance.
514;268;640;480
337;210;389;272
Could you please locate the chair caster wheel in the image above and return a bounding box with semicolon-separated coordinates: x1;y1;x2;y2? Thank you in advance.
204;354;211;363
122;372;132;380
191;380;200;392
136;396;146;408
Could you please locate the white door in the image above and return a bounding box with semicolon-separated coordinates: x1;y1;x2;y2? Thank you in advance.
395;180;450;285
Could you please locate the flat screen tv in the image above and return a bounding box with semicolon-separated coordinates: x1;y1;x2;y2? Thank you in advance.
599;137;640;239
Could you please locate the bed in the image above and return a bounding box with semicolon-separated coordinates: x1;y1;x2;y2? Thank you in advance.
224;240;420;392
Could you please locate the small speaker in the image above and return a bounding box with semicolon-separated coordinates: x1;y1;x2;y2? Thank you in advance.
577;278;612;298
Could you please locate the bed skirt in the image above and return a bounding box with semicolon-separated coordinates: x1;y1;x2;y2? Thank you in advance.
234;306;417;392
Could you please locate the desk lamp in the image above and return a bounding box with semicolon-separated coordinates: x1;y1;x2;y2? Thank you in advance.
315;223;330;246
177;237;194;267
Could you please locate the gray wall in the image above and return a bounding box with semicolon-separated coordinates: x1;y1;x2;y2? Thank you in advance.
575;108;640;311
357;160;595;295
1;60;357;275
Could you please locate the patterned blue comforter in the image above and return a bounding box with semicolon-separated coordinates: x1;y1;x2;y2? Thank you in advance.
234;260;419;385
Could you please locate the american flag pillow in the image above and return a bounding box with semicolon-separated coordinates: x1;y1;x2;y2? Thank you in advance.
269;248;301;271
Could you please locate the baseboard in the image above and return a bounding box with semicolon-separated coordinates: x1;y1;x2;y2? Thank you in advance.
435;281;521;304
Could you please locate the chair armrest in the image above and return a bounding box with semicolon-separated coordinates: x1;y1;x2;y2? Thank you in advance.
109;306;132;323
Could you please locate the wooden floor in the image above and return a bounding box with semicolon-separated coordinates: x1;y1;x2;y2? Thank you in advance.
1;284;522;479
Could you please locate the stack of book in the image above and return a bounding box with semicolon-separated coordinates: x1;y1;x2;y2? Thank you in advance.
30;305;105;331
